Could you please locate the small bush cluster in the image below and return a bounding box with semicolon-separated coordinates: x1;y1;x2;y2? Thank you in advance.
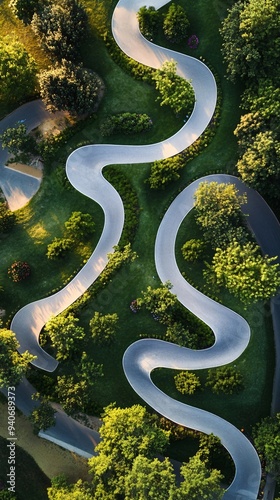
174;371;201;395
206;366;244;394
8;261;31;282
100;113;153;137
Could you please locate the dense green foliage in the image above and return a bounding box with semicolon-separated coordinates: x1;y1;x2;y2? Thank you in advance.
0;37;37;103
30;397;56;433
31;0;88;62
208;240;280;304
39;61;103;116
46;238;73;260
100;112;153;137
174;370;201;395
64;211;95;240
9;0;41;25
148;154;185;189
89;312;118;345
206;366;244;395
220;0;280;83
153;60;195;115
137;6;161;41
44;313;85;361
0;203;16;233
0;328;35;387
194;181;248;249
0;123;38;163
253;413;280;481
163;3;190;43
181;238;205;262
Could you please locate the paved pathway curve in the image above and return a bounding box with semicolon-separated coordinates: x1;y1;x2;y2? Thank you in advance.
5;0;280;497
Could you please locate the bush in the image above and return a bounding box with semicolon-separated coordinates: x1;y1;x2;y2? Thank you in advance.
0;203;16;233
163;3;190;43
8;261;31;282
206;366;244;394
181;239;205;262
46;238;72;259
137;6;161;41
65;211;95;240
174;371;201;395
100;112;153;137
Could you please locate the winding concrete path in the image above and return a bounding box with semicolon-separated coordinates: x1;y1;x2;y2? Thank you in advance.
4;0;280;497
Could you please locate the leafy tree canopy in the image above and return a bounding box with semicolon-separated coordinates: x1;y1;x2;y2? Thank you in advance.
9;0;41;25
44;313;85;361
39;61;103;116
137;6;161;41
220;0;280;82
163;3;190;43
0;328;35;387
253;413;280;481
153;59;195;115
208;240;280;304
0;37;37;103
0;123;38;163
31;0;88;61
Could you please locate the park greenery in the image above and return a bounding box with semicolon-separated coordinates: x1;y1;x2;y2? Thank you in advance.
0;327;35;387
0;0;279;497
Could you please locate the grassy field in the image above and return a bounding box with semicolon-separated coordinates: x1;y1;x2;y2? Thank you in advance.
0;0;277;493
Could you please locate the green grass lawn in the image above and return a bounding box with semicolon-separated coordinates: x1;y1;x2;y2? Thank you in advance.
0;0;277;488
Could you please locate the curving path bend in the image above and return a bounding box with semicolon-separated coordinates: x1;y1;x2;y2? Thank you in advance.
7;0;277;497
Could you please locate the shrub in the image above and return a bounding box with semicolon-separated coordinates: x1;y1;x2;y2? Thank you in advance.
46;238;72;259
206;366;244;394
174;371;201;395
0;203;16;233
8;261;31;282
181;239;206;262
137;6;161;41
100;113;153;137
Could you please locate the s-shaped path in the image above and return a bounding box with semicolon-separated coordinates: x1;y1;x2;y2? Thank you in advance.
7;0;269;497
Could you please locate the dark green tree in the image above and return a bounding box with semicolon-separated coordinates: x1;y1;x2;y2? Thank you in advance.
31;0;88;61
137;6;161;41
0;37;37;103
206;366;244;395
253;413;280;481
9;0;42;25
220;0;280;82
0;203;16;233
65;211;95;240
137;282;177;320
47;475;94;500
153;60;194;115
30;396;56;433
0;328;35;387
46;237;73;260
39;61;103;116
0;123;38;163
163;3;190;43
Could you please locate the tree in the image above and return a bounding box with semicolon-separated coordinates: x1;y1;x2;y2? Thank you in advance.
137;282;177;320
236;130;280;198
44;313;85;361
0;328;35;387
137;6;161;41
39;61;103;116
65;211;95;240
153;60;195;115
0;123;38;163
173;453;224;500
56;376;88;416
124;456;176;499
31;0;88;62
253;413;280;481
8;261;31;282
46;238;73;260
220;0;280;82
89;312;118;345
163;4;190;43
181;239;205;262
194;181;248;249
0;203;16;233
47;475;94;500
208;240;280;304
9;0;41;25
29;397;56;433
0;37;37;103
88;404;169;497
174;371;201;395
206;366;244;395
